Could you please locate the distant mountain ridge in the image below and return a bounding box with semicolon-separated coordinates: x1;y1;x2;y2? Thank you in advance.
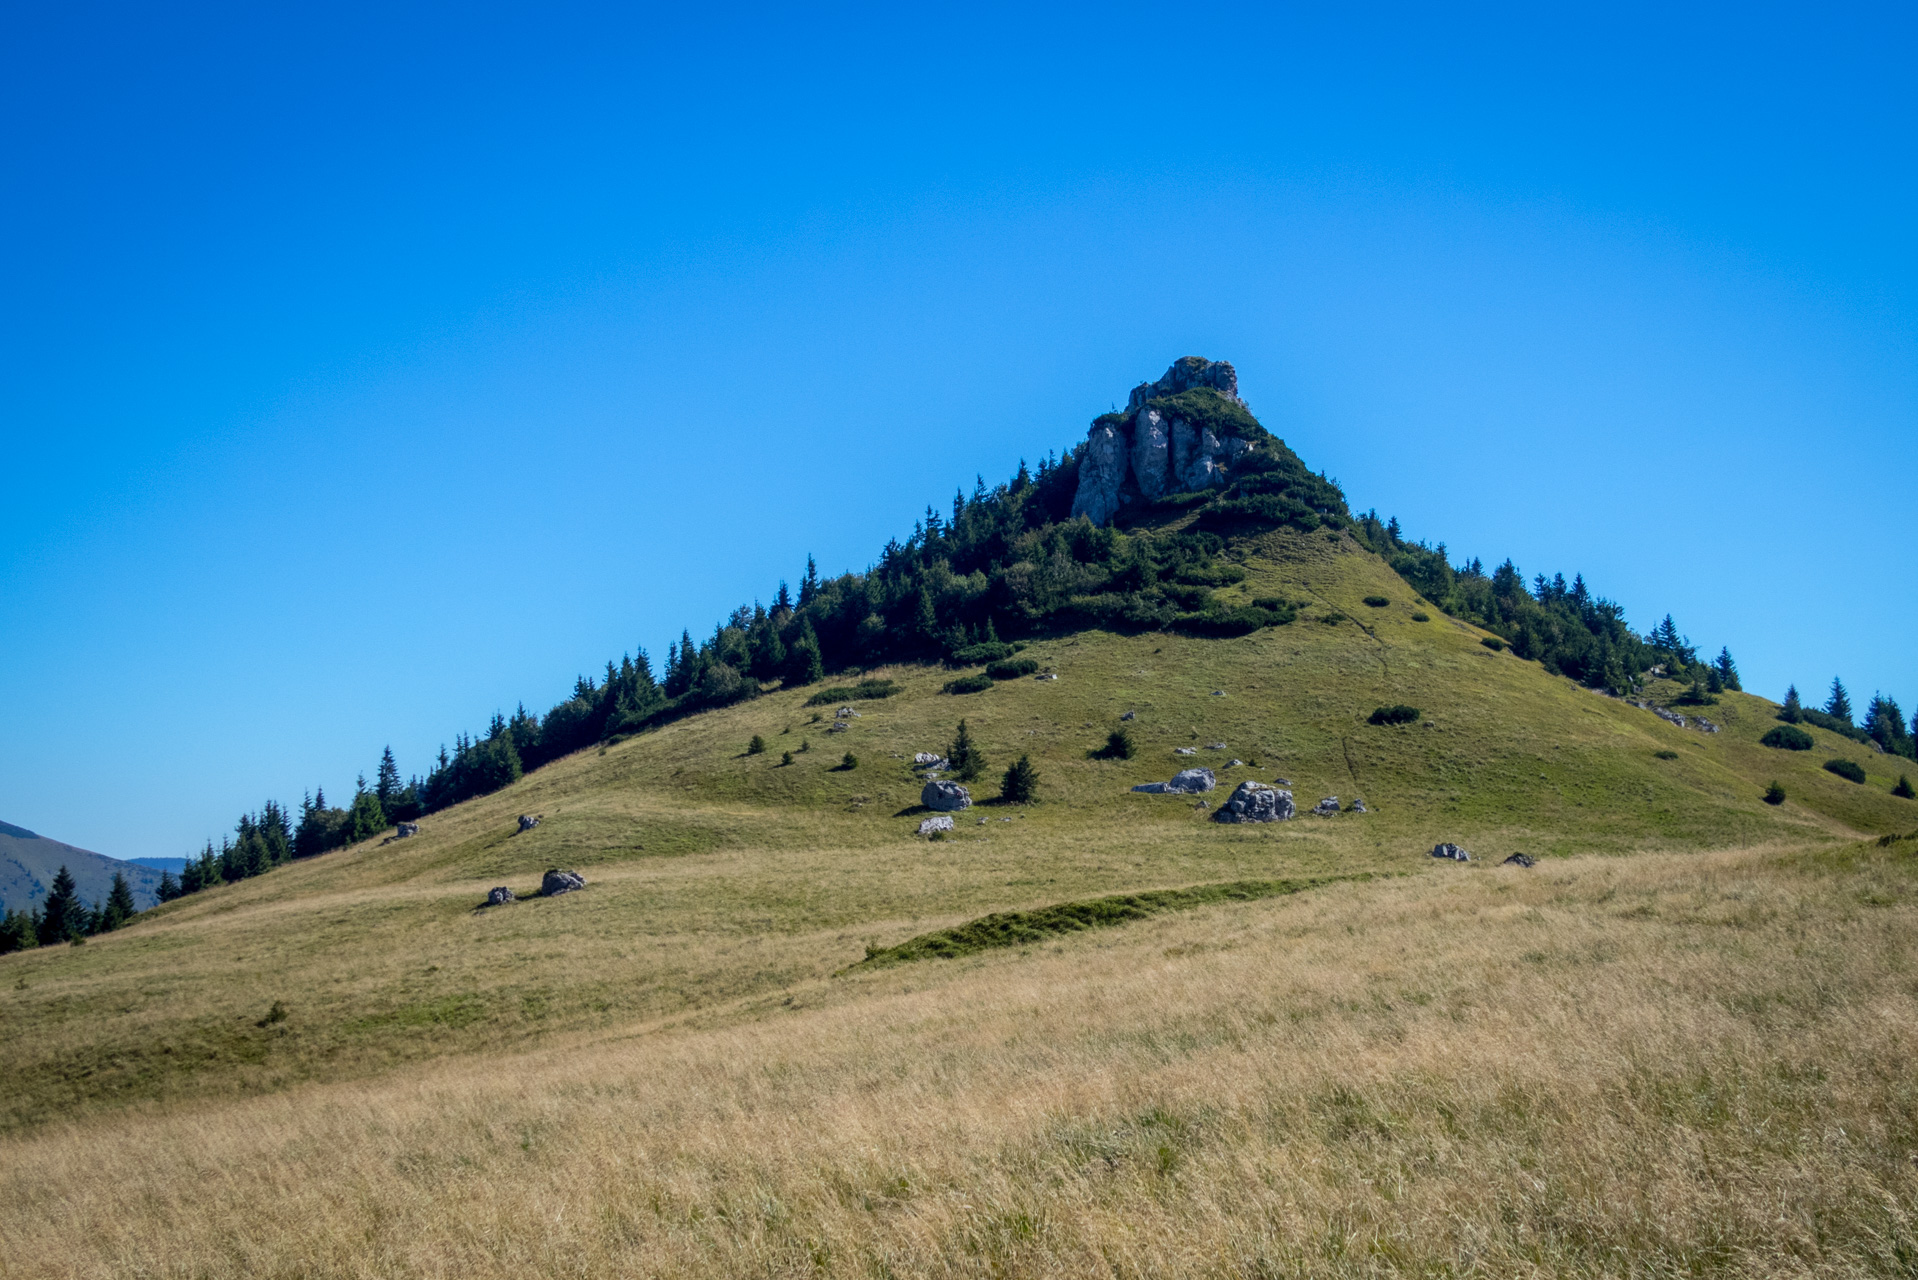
0;823;164;912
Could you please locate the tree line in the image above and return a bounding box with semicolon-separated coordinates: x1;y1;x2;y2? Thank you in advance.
0;866;139;954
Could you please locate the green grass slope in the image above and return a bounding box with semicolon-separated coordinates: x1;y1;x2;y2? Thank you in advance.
0;526;1908;1133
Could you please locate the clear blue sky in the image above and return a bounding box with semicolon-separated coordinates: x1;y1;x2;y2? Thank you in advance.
3;2;1913;858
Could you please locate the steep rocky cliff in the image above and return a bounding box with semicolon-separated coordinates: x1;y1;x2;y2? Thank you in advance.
1070;358;1265;525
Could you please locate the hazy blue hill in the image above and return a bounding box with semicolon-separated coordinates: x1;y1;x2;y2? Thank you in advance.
0;823;165;912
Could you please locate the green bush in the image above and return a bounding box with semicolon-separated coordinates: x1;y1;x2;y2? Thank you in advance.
780;750;793;766
1362;596;1390;608
1093;728;1135;760
1654;750;1678;760
1480;636;1504;651
1411;612;1430;622
1368;705;1421;726
803;679;898;707
1764;782;1786;805
986;658;1039;680
1824;758;1867;784
947;641;1015;666
1894;775;1915;799
746;735;765;755
1761;725;1815;751
942;674;993;695
836;752;858;771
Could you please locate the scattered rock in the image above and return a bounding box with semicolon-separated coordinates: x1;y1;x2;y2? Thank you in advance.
1121;711;1136;720
541;869;586;895
1503;853;1536;867
1312;796;1341;817
921;780;973;811
1214;781;1295;823
835;706;861;718
918;815;955;836
977;817;988;825
1273;777;1292;786
913;752;948;769
1211;690;1226;697
483;886;516;907
1175;746;1197;756
1696;718;1719;733
517;814;542;833
395;822;419;839
1346;798;1368;814
1430;843;1471;862
1224;759;1244;767
827;721;850;733
1205;742;1227;750
1035;673;1058;681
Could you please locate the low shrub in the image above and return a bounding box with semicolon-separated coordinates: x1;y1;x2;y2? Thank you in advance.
1895;774;1915;799
746;735;765;755
1250;596;1290;612
1093;728;1135;760
1320;613;1345;626
1411;611;1430;622
942;674;993;695
1368;705;1421;726
803;679;898;707
1362;596;1390;608
1480;636;1504;651
836;752;858;771
1764;782;1786;805
1824;758;1867;784
1761;725;1815;751
948;641;1014;666
780;750;793;766
986;658;1039;680
1654;750;1678;760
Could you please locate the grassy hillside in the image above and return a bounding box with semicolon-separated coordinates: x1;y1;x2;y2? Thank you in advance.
1;525;1913;1275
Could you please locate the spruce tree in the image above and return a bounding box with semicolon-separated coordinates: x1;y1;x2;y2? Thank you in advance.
374;748;401;811
1713;647;1741;692
948;719;985;781
1001;754;1039;804
747;734;766;755
1826;678;1853;725
157;870;180;902
102;872;136;931
36;866;81;946
1894;775;1916;800
1781;685;1802;723
0;908;33;954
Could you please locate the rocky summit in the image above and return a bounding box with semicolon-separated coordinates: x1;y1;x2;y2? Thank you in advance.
1070;357;1261;525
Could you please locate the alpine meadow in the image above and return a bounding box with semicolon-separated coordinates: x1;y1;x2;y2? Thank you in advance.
4;359;1917;1280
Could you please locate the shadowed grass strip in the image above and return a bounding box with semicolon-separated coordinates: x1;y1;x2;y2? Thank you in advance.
856;874;1373;967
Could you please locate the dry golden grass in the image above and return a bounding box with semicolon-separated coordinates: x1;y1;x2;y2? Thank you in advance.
5;839;1916;1278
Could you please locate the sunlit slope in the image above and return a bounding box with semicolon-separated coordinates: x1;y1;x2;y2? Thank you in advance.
1;527;1907;1132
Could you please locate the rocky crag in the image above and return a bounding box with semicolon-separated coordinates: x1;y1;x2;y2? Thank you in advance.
1070;357;1263;526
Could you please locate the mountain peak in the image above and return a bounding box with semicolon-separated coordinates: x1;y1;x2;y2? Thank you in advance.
1073;357;1263;526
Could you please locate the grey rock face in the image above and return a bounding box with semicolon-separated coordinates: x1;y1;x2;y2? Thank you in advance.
918;815;955;836
541;869;586;895
1312;796;1341;817
1130;408;1172;499
517;814;541;833
395;822;419;838
921;780;972;811
1430;843;1471;862
1214;781;1295;823
1072;359;1254;525
1070;418;1129;525
1167;768;1216;793
483;886;515;907
1502;853;1536;867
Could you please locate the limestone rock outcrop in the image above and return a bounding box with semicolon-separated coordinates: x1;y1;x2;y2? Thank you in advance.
921;780;972;811
1132;767;1216;795
541;869;586;895
483;886;516;907
1213;782;1294;823
1070;358;1259;525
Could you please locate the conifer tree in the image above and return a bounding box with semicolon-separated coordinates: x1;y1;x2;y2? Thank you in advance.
0;908;34;954
157;870;180;902
1826;678;1853;725
948;719;985;782
36;866;82;946
375;748;402;810
1781;685;1802;723
1001;754;1039;804
1712;647;1741;692
102;872;136;931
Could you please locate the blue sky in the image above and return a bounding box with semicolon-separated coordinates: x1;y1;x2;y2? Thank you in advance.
2;2;1913;858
